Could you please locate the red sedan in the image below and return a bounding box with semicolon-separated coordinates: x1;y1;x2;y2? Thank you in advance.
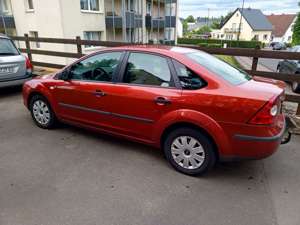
23;46;286;175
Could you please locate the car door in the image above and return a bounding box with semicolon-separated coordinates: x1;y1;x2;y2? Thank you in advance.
52;51;124;129
101;51;182;142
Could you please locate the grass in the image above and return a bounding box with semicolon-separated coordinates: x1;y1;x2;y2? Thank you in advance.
216;55;243;69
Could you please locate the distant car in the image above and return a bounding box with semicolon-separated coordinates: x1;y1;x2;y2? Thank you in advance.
23;46;287;175
273;42;286;51
0;35;33;88
277;45;300;93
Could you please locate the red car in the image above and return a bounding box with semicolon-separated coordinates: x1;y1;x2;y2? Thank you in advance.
23;46;287;175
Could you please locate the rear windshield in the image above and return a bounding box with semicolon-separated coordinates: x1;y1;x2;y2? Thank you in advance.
0;38;19;56
186;51;251;85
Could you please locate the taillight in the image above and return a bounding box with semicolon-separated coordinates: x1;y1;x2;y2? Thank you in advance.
25;56;33;75
248;96;279;125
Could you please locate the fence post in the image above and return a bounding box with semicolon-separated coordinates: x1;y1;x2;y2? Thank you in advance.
24;33;32;62
251;45;260;72
76;36;82;56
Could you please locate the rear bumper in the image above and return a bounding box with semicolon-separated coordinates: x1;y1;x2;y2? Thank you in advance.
220;115;286;161
0;74;32;88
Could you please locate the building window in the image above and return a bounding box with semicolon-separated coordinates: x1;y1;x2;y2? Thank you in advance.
25;0;34;11
253;35;259;41
146;1;151;15
83;31;102;48
288;36;292;41
263;34;268;41
29;31;40;48
0;0;9;13
80;0;100;12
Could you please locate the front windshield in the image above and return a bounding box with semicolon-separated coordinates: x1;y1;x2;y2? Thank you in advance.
0;38;19;56
186;51;252;85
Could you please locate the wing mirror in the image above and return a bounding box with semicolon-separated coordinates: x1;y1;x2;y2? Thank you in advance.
59;69;70;81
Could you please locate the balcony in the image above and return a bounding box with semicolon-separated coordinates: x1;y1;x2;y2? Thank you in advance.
105;12;123;29
0;15;15;29
165;16;176;28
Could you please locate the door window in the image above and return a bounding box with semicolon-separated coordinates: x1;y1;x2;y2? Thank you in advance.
172;60;206;90
69;52;122;82
123;52;173;87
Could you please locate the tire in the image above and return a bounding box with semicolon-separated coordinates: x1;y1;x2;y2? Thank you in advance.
163;128;217;176
29;95;57;129
292;81;300;93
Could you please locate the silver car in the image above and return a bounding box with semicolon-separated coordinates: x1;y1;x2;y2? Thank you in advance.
0;35;32;88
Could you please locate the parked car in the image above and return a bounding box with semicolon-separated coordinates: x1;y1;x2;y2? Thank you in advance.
0;35;33;88
272;42;286;51
277;45;300;93
23;46;287;175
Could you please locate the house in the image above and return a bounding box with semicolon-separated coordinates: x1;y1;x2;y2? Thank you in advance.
0;0;16;35
6;0;178;64
215;8;273;43
267;14;297;43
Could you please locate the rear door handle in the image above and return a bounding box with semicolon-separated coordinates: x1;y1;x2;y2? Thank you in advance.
94;90;106;97
155;97;171;105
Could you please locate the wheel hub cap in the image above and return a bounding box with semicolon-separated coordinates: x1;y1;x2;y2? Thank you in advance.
171;136;205;170
32;100;50;125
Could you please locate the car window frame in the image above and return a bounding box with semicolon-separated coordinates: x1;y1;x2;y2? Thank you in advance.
116;51;181;89
56;50;126;83
171;59;208;91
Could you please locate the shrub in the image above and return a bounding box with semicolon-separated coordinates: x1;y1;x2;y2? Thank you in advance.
208;43;222;48
198;43;208;47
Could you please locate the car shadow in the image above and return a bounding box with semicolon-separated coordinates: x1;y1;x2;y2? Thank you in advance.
0;85;23;99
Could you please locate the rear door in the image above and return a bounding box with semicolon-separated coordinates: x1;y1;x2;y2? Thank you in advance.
52;51;124;129
101;51;182;142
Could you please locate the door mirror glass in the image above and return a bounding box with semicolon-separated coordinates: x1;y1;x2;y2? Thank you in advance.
59;69;70;81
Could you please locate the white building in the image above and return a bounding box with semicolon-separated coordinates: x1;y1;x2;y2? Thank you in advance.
267;14;297;43
6;0;178;64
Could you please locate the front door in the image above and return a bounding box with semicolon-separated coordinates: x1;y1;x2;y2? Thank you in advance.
53;51;124;129
103;52;182;142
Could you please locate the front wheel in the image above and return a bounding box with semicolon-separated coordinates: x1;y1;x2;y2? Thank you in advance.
29;95;57;129
163;128;217;176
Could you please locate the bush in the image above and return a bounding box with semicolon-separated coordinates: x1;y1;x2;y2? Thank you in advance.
207;43;222;48
178;38;262;49
198;43;208;47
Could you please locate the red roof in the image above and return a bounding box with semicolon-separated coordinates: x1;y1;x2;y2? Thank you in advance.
266;14;297;37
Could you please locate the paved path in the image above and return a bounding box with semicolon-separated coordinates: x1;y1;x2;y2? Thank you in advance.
0;87;300;225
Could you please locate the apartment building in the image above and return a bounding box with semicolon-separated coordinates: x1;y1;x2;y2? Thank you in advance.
2;0;177;64
0;0;16;35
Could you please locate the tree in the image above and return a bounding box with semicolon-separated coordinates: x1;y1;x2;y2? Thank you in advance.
292;2;300;45
193;26;211;35
185;15;195;23
210;21;220;29
220;11;233;28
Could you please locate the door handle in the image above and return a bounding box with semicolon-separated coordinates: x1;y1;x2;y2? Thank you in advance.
155;97;171;105
94;90;106;97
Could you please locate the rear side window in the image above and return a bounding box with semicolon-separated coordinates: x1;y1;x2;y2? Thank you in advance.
172;60;206;90
0;38;19;56
186;51;251;85
123;53;173;87
69;52;122;82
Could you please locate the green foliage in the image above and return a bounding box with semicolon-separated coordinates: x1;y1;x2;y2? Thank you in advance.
211;21;220;29
193;26;211;35
292;4;300;45
185;15;195;23
220;11;233;28
178;38;262;49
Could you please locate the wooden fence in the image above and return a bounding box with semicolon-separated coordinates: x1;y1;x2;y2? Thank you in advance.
10;34;300;114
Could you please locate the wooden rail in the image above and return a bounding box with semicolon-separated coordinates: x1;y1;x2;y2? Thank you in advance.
10;34;300;111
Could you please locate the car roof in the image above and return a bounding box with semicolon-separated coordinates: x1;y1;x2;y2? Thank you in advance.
108;45;198;57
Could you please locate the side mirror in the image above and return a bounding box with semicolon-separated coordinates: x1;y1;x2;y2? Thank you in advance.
59;69;70;81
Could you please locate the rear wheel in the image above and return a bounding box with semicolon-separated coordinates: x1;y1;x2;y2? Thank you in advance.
29;95;57;129
163;128;217;176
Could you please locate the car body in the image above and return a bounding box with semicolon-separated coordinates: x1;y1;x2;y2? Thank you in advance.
277;45;300;93
0;35;33;88
272;42;286;51
23;46;286;175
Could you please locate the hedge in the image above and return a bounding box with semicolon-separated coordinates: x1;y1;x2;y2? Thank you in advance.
178;38;262;49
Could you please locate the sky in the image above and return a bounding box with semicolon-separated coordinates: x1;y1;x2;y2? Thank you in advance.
179;0;299;18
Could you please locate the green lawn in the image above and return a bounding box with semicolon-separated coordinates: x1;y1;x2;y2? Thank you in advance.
216;55;243;69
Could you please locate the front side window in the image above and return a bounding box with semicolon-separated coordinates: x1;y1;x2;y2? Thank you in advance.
69;52;122;82
123;53;173;87
172;60;206;90
0;38;19;56
80;0;99;11
186;51;251;85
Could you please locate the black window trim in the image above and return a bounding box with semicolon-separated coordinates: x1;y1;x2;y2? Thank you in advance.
116;50;181;89
56;50;126;83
